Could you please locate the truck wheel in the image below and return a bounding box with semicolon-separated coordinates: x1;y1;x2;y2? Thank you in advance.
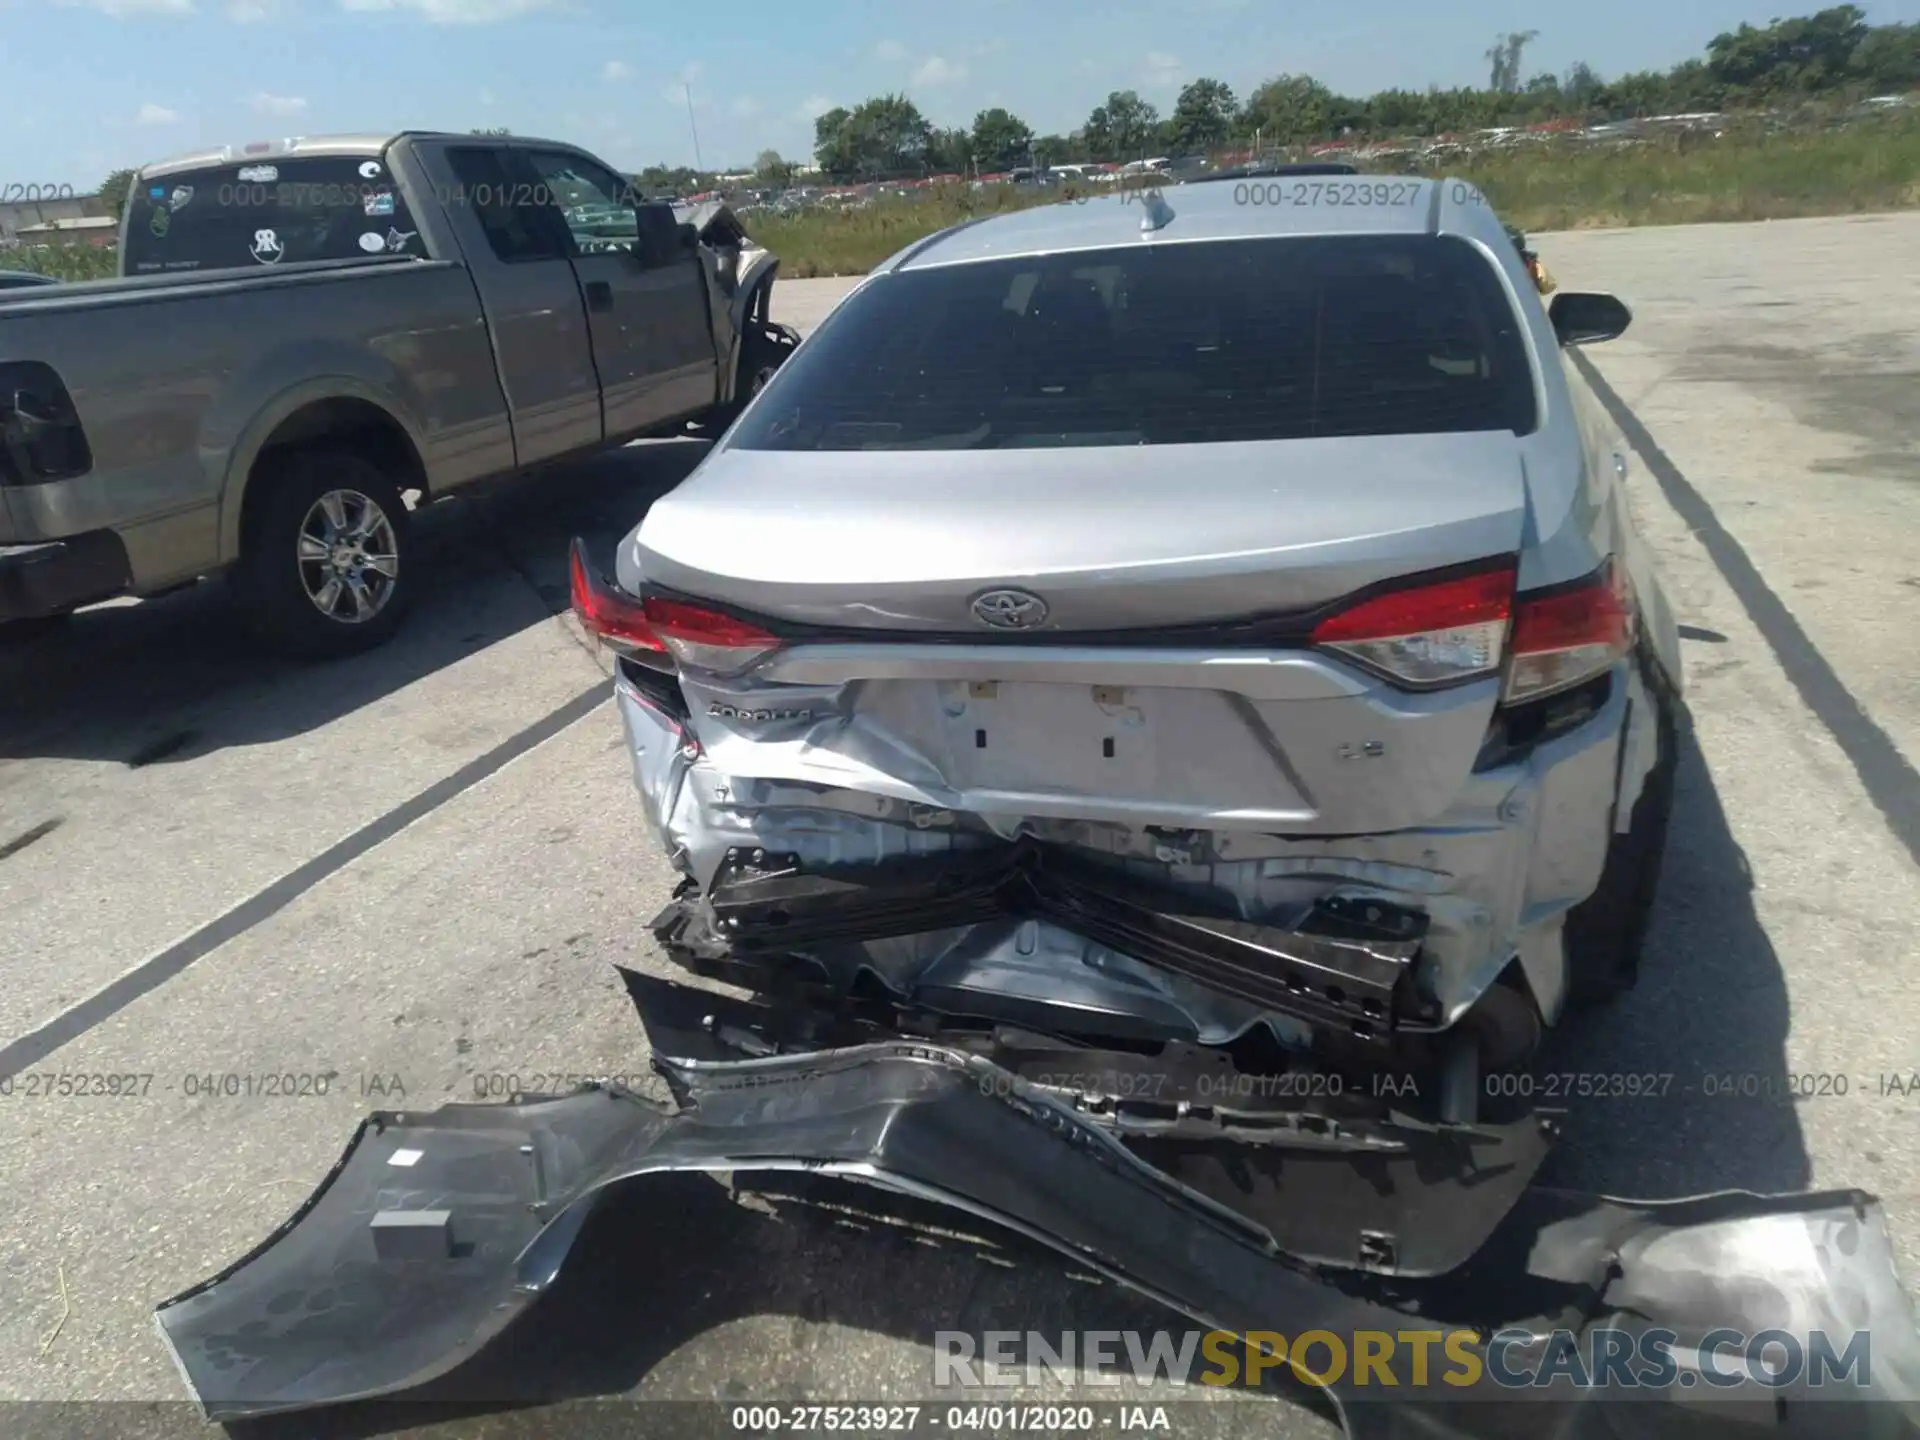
1561;655;1680;1007
235;448;412;659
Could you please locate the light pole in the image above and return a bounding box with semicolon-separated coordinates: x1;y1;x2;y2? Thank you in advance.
684;81;704;173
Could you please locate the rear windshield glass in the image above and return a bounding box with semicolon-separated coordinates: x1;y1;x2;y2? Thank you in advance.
728;234;1537;451
122;155;422;274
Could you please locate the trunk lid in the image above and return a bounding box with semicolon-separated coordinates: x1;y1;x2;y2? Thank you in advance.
635;431;1529;633
634;431;1533;835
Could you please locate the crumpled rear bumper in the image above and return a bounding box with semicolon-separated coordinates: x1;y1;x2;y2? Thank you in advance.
154;972;1920;1437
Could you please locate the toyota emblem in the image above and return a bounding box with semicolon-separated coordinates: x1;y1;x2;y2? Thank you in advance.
970;588;1049;630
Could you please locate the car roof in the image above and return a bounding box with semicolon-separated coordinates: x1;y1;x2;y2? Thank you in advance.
878;175;1508;273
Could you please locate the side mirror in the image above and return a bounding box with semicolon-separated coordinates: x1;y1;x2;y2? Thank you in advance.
677;222;699;249
1548;291;1631;346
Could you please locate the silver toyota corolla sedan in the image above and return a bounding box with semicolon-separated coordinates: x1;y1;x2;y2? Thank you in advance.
573;176;1685;1123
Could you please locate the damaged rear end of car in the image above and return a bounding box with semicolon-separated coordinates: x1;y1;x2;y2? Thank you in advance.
585;216;1666;1136
152;185;1920;1438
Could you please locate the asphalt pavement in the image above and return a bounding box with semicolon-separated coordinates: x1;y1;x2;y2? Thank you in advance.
0;215;1917;1439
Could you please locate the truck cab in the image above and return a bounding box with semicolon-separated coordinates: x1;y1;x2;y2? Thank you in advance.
1;132;794;657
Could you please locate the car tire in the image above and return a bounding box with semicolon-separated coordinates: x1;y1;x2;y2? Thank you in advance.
1561;652;1681;1008
234;448;413;660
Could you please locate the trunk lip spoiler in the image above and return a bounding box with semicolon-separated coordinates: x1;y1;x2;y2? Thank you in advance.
632;551;1526;654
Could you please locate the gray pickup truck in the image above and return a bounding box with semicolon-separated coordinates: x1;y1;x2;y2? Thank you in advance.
0;131;797;656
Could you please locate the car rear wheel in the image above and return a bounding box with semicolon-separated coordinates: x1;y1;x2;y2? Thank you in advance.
1562;652;1680;1007
235;448;412;659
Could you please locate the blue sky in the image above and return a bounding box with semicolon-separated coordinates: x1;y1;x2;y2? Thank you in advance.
5;0;1913;189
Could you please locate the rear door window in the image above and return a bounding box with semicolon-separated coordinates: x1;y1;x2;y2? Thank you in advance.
729;234;1538;451
122;155;423;274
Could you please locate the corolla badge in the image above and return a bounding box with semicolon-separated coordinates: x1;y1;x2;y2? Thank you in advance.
970;588;1049;630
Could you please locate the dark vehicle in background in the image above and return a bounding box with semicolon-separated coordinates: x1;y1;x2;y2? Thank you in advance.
0;132;794;656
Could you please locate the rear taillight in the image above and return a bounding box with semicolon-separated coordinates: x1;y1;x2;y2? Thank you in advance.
644;597;783;673
1310;567;1515;688
569;540;665;657
568;538;782;674
1503;559;1635;704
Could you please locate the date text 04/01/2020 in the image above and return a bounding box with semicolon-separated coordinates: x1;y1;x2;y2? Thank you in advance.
430;180;646;209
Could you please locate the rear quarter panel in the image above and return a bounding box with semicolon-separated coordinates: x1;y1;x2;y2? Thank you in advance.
1561;355;1685;693
1433;188;1649;651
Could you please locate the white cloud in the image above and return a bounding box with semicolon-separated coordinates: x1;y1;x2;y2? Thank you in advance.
1143;51;1184;90
601;59;631;81
478;88;498;105
336;0;562;22
250;91;309;115
225;0;285;17
796;95;835;121
873;39;907;62
911;55;965;88
731;96;762;118
136;102;181;125
58;0;195;14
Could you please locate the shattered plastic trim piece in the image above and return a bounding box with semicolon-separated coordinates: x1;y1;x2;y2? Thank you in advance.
153;976;1920;1438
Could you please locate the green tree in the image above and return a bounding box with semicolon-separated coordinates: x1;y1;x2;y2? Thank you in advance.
1707;6;1870;95
1596;68;1676;118
927;126;972;174
1563;61;1604;112
1031;132;1077;165
752;149;795;187
98;167;135;217
1239;74;1335;145
633;164;709;196
969;107;1035;171
1851;22;1920;89
813;95;932;180
1167;78;1237;153
1486;31;1540;93
1367;88;1437;135
1082;89;1160;161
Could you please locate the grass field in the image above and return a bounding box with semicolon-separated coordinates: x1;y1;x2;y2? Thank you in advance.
758;112;1920;276
10;112;1918;283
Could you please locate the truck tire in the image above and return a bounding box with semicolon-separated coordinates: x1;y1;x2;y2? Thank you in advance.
234;448;412;660
1561;653;1680;1007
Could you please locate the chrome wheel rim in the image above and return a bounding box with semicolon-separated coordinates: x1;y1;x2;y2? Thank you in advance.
296;488;399;624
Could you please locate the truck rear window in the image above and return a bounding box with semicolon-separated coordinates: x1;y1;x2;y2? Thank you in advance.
728;234;1538;451
121;156;423;274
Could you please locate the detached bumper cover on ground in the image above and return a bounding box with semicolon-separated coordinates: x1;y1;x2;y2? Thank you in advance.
154;972;1920;1437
